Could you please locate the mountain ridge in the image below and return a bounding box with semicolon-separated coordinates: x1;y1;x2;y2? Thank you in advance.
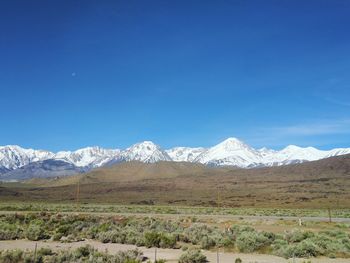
1;138;350;180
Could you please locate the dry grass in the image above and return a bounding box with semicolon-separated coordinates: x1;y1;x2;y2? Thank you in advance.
1;155;350;208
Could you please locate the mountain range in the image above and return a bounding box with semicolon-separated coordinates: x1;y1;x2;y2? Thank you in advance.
1;137;350;180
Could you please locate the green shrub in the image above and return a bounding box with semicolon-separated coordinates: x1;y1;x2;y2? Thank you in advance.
178;249;207;263
230;225;255;235
159;233;177;248
98;230;118;243
285;230;314;243
218;236;235;248
37;247;53;256
182;245;189;251
74;245;94;258
144;231;161;247
284;240;322;258
199;235;216;249
114;248;143;263
271;238;289;256
25;223;48;241
0;249;23;263
183;224;222;249
236;231;269;253
0;222;23;240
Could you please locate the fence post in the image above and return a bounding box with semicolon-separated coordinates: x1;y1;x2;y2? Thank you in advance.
328;207;332;223
33;243;37;263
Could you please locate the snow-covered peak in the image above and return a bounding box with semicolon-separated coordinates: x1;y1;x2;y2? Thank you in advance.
257;147;277;160
129;141;158;150
282;145;303;151
217;137;252;150
166;147;206;162
0;145;22;152
258;147;276;154
277;145;327;162
258;147;269;152
121;141;171;163
194;138;261;167
0;145;54;170
54;146;120;168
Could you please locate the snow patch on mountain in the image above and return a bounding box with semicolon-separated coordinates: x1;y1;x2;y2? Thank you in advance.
166;147;206;162
326;148;350;158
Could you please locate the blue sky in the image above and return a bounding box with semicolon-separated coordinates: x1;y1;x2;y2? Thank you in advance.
1;0;350;151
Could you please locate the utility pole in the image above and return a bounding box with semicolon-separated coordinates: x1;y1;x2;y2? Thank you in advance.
76;179;80;211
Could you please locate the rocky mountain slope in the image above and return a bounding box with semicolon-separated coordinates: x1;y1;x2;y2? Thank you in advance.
0;159;86;181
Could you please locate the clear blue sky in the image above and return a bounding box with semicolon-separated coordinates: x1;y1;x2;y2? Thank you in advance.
1;0;350;151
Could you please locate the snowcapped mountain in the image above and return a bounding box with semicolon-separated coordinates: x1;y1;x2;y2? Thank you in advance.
192;138;341;167
54;146;120;168
1;138;350;180
265;145;328;166
166;147;206;162
121;141;171;163
194;138;262;167
0;145;54;170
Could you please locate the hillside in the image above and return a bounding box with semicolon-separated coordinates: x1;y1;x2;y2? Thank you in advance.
25;161;229;187
1;154;350;208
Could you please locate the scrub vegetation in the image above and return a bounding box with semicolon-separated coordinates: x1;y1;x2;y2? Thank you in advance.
0;245;144;263
0;213;349;259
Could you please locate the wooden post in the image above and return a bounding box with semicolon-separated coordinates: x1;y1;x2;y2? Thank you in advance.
154;247;157;263
217;186;221;208
216;248;219;263
328;207;332;223
33;243;37;263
